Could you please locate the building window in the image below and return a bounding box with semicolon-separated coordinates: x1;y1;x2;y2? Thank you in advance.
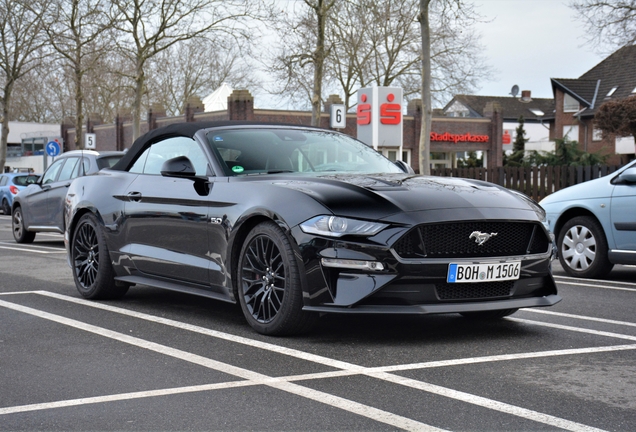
563;125;579;140
563;93;579;112
593;128;603;141
606;87;618;97
445;101;470;118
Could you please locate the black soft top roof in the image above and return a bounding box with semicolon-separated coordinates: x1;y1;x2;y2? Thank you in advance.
111;121;321;171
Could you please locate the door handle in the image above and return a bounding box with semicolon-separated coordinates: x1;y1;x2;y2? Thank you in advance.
127;191;142;202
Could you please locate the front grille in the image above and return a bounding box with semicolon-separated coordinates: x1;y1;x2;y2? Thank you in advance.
393;221;550;259
436;281;514;300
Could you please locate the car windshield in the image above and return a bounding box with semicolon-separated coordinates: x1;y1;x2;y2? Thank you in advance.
13;175;40;186
206;128;404;176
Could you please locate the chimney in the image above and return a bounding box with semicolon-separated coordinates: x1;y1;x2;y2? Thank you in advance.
520;90;532;102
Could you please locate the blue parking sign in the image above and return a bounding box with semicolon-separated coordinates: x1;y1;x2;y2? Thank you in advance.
46;141;61;157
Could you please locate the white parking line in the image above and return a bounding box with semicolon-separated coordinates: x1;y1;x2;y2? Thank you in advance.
0;245;65;254
555;280;636;292
525;309;636;327
0;291;619;431
554;275;636;287
0;241;64;251
0;298;443;431
0;244;65;254
509;318;636;341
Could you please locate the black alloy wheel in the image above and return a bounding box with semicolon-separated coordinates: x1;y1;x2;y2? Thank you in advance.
72;213;128;299
238;221;317;335
12;206;35;243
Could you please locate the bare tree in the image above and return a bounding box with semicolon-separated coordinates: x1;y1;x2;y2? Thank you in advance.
0;0;49;171
570;0;636;51
146;36;259;116
41;0;116;149
111;0;263;143
10;68;72;123
269;0;335;124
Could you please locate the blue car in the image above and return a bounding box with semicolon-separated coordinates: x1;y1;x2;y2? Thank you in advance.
0;173;40;215
540;160;636;278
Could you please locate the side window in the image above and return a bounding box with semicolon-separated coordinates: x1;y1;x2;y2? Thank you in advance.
71;158;90;179
41;159;66;184
0;176;7;186
129;148;150;174
57;157;79;182
138;137;208;176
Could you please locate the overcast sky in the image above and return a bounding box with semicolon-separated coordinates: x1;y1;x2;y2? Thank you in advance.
473;0;605;99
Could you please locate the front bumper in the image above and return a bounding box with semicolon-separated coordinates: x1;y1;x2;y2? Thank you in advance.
303;294;562;314
294;226;559;315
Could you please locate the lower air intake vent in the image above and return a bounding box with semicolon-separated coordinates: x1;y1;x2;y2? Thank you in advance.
436;281;514;300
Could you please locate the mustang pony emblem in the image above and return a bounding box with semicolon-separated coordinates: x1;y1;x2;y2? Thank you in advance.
469;231;498;245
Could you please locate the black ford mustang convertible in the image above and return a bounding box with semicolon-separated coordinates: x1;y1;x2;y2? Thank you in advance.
65;122;560;335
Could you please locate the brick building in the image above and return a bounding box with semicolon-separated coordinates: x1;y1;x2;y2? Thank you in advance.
62;90;504;173
550;44;636;164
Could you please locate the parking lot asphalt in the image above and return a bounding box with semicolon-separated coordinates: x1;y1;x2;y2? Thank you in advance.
0;214;635;431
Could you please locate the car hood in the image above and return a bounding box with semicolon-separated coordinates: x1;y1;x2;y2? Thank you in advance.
263;173;536;219
540;175;611;207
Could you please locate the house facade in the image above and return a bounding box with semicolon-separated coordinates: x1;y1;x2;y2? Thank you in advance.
551;44;636;164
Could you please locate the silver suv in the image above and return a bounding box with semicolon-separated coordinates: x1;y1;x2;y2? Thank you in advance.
12;150;123;243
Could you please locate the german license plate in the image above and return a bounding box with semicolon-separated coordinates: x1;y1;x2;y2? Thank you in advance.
447;261;521;283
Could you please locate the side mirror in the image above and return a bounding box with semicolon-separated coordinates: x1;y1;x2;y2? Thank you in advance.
161;156;197;179
394;160;415;174
617;167;636;183
161;156;210;196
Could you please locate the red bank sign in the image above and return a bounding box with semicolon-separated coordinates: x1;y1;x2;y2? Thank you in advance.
356;87;403;149
430;132;489;144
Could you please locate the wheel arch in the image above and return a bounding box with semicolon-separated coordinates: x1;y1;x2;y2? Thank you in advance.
228;213;308;302
553;207;600;241
68;206;104;245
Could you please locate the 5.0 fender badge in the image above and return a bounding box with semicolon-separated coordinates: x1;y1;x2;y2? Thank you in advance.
469;231;497;245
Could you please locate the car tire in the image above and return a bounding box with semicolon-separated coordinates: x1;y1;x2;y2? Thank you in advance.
71;212;128;299
557;216;613;278
12;206;35;243
2;199;10;215
460;308;518;320
237;221;318;335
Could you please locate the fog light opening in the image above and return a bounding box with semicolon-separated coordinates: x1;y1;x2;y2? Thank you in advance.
321;258;384;271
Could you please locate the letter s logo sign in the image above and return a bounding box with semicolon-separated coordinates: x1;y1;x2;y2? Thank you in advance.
380;93;401;125
380;103;401;124
357;94;371;125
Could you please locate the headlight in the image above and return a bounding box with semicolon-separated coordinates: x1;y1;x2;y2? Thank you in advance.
300;216;388;237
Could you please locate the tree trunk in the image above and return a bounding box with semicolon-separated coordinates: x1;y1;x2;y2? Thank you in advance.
418;0;432;175
74;62;84;150
311;0;328;127
132;60;145;143
0;83;13;173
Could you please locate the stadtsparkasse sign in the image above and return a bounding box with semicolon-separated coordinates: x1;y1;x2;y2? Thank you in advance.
430;132;489;144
